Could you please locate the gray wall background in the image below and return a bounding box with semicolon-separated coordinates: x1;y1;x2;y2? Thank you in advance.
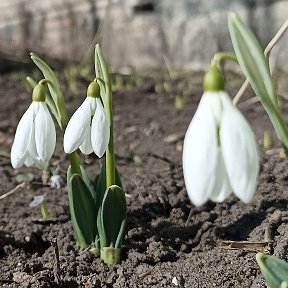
0;0;288;71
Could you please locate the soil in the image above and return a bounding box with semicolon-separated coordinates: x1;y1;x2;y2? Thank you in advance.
0;70;288;288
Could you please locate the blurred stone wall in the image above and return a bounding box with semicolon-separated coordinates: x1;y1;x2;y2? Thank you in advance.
0;0;288;71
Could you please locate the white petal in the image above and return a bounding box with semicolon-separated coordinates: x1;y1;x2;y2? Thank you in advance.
91;98;110;158
64;98;92;153
79;126;94;154
90;97;96;114
220;92;259;203
29;195;45;207
35;102;56;162
182;93;220;206
28;123;38;159
11;103;35;168
34;158;49;170
202;91;223;123
24;153;35;167
209;150;232;202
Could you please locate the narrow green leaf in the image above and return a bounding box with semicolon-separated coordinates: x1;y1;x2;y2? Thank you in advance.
98;185;126;248
228;13;276;107
94;163;123;211
67;171;97;248
256;253;288;288
228;13;288;148
97;206;107;248
26;76;37;88
115;219;126;249
26;76;60;126
67;165;96;202
95;45;108;105
30;53;68;130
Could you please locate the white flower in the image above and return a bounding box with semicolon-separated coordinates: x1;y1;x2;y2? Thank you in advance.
182;91;259;206
11;102;56;169
64;97;110;157
29;195;45;207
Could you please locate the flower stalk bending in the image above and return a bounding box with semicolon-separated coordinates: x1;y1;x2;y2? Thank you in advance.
183;63;259;206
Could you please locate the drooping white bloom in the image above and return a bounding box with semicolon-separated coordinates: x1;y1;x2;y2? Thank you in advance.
11;102;56;169
64;97;110;157
182;91;259;206
29;195;45;208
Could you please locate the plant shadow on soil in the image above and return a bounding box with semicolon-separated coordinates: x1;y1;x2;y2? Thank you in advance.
1;71;288;287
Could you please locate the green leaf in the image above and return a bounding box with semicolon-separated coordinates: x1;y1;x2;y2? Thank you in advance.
228;13;275;107
115;218;126;249
26;76;37;89
94;163;123;212
26;76;60;126
228;13;288;149
256;253;288;288
97;185;126;249
30;53;68;130
97;206;106;249
67;170;97;248
67;165;96;202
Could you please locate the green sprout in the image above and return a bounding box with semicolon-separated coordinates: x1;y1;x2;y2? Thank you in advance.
29;195;48;220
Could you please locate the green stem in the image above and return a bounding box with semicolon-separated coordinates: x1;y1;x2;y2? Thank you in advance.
95;44;115;188
68;151;82;175
40;202;48;220
39;79;53;86
95;77;106;87
212;52;238;66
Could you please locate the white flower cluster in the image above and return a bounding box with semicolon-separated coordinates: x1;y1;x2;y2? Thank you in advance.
11;83;109;169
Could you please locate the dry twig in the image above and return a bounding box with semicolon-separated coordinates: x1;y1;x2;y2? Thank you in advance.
0;182;26;200
264;210;282;253
51;238;61;283
221;240;271;252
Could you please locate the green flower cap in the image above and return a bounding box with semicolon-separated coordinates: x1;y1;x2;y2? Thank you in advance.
203;64;225;92
32;83;46;102
87;81;100;98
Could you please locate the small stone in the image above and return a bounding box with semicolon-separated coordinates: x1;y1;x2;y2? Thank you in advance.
125;126;138;133
50;175;64;189
172;276;179;286
13;272;32;283
176;143;183;152
164;134;181;144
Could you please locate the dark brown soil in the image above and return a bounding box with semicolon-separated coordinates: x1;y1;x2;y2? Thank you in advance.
0;71;287;288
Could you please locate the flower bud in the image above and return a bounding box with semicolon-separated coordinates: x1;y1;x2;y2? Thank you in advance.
32;83;46;102
87;81;100;98
203;65;225;92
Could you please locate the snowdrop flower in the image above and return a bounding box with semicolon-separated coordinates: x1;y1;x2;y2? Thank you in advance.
183;65;259;206
64;81;110;157
29;195;45;208
11;84;56;169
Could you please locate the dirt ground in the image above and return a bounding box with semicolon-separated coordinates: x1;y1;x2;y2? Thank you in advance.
0;70;288;288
